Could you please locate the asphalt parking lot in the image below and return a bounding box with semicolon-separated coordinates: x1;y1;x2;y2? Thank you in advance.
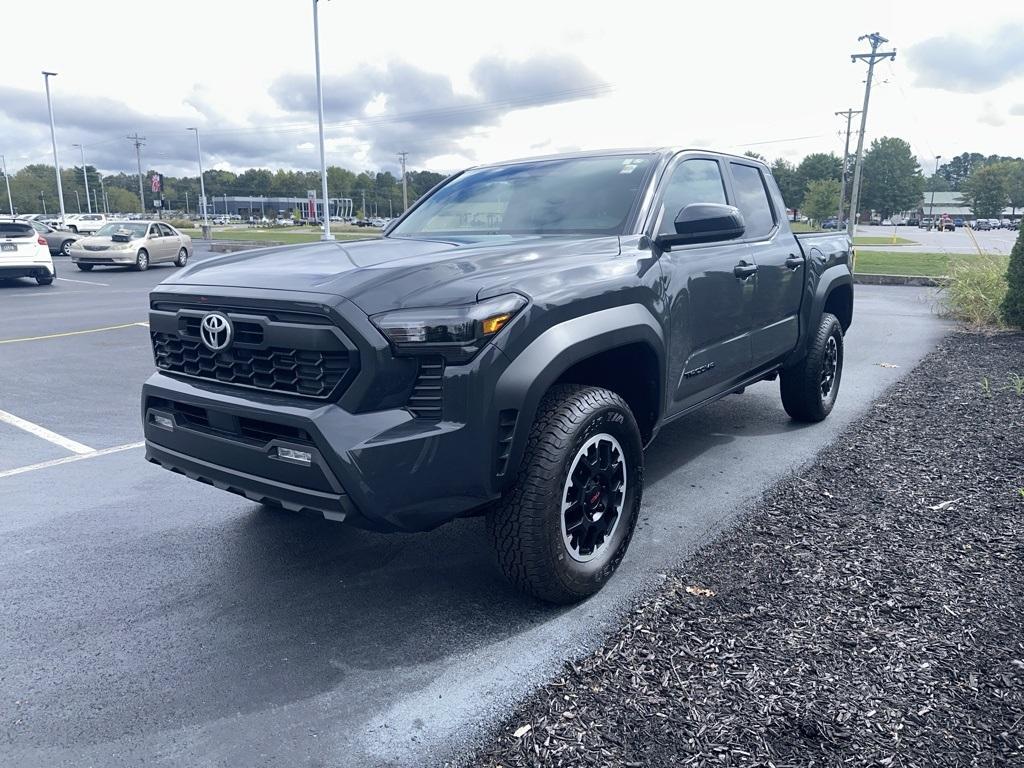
854;223;1018;253
1;252;953;768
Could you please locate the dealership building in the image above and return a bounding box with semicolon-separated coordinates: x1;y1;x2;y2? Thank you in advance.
195;195;354;219
919;192;1019;220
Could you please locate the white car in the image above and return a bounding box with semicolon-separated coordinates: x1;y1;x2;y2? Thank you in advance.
0;218;56;286
65;213;108;235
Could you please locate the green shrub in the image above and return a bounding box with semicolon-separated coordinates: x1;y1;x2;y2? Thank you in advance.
942;255;1009;327
1001;226;1024;328
167;218;193;230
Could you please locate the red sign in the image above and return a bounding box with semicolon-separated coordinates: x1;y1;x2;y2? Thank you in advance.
150;174;162;194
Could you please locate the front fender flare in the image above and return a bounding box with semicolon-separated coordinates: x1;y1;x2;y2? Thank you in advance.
493;304;665;488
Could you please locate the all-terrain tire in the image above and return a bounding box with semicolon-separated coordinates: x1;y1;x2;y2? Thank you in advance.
780;312;844;422
487;384;644;604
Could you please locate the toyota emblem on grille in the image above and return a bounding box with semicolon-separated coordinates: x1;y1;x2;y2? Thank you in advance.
199;312;233;352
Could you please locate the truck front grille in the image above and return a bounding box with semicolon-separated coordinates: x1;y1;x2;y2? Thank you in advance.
152;334;351;398
149;300;359;400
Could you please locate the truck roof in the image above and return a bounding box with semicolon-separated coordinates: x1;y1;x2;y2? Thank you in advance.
471;147;770;171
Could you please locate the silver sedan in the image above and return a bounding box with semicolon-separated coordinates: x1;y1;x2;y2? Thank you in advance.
69;221;193;272
27;220;81;257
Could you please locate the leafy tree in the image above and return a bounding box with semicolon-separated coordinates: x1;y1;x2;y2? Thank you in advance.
1002;225;1024;328
793;153;841;211
802;179;841;223
962;164;1009;218
770;159;800;214
1004;160;1024;215
924;174;951;193
860;137;924;218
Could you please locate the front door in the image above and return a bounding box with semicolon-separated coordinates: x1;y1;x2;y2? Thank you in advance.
727;161;804;369
653;155;755;415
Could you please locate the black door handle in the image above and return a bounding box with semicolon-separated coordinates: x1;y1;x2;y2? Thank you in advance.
785;255;803;269
733;262;758;279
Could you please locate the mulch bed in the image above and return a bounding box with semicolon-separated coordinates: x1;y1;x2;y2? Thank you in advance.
467;331;1024;767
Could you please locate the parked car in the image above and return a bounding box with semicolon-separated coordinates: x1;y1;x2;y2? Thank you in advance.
939;215;955;231
69;221;192;272
821;218;839;230
953;217;965;228
64;213;108;235
905;216;919;227
919;217;933;229
974;219;992;231
0;218;56;285
27;219;80;256
999;219;1013;230
141;148;854;603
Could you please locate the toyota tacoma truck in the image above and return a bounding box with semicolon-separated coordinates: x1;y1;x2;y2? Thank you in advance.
142;149;852;604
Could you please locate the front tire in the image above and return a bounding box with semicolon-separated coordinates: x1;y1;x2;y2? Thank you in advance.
135;249;150;271
76;263;94;272
780;312;844;422
487;384;643;604
175;248;189;267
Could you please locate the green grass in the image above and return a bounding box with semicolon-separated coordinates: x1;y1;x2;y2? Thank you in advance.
854;251;1010;277
182;226;380;244
852;235;916;246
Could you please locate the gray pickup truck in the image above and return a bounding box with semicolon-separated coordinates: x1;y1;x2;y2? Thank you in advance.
142;149;852;603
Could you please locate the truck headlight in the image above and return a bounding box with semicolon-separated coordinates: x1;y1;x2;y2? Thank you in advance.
370;293;527;362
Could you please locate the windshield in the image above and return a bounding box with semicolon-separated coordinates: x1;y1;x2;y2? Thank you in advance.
390;154;655;238
96;223;148;238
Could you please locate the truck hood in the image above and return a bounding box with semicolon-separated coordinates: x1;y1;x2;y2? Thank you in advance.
161;235;621;315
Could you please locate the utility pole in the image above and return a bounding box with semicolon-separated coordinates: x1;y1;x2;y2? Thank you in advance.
97;173;107;214
42;71;66;225
847;33;896;238
185;190;190;214
72;143;92;213
1;154;13;215
187;128;210;231
398;151;408;212
928;155;942;225
127;133;146;214
311;0;334;241
74;189;81;213
834;109;861;226
40;190;46;214
361;189;366;219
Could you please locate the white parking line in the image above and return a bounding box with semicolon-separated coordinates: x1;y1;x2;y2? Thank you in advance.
56;276;110;287
0;409;95;455
0;441;145;479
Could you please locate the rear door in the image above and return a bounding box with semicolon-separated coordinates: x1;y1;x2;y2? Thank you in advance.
158;224;180;261
727;161;803;369
651;154;755;414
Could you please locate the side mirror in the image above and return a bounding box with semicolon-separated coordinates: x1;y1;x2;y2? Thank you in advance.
654;203;745;250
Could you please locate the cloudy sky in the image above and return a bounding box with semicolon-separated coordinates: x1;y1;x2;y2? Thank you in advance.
2;0;1022;178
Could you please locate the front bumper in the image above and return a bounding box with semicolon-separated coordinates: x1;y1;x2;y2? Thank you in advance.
71;248;135;265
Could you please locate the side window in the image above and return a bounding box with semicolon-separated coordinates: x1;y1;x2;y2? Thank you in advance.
729;163;776;239
159;224;175;237
148;224;160;237
657;159;727;235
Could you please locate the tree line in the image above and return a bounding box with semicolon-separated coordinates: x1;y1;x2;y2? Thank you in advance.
750;141;1024;223
1;163;448;218
3;144;1023;222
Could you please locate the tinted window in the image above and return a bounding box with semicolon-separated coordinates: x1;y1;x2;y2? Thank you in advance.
0;222;34;238
729;163;776;238
148;224;160;237
657;159;727;235
391;154;655;237
159;224;175;236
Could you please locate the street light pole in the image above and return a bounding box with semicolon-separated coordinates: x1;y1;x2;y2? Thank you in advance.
187;128;210;231
928;155;942;226
97;173;107;214
1;154;13;215
72;143;92;213
398;151;408;212
311;0;334;241
42;71;66;225
74;189;81;213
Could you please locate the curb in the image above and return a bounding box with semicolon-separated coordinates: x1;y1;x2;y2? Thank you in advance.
853;273;946;287
207;240;285;253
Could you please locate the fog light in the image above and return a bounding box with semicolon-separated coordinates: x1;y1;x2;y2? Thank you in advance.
152;414;174;430
276;447;312;466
